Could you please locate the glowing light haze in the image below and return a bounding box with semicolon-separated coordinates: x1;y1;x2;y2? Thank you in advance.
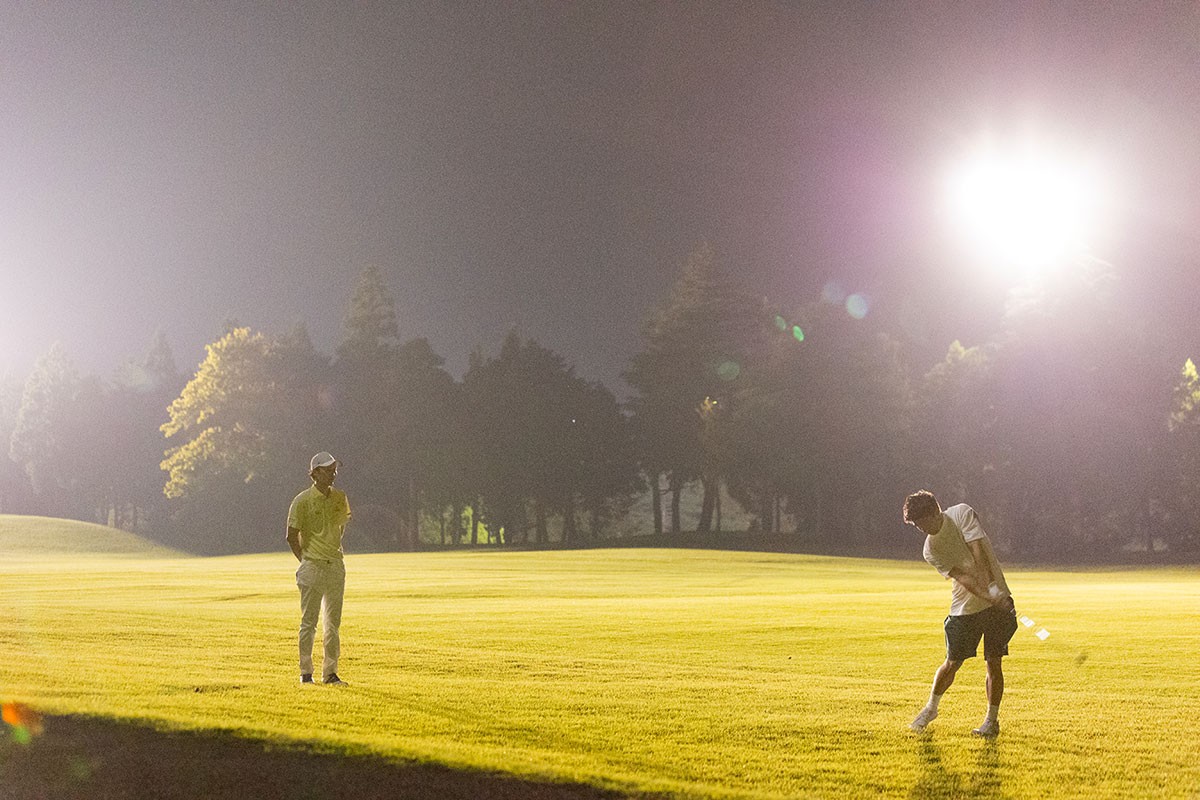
2;3;1199;386
944;138;1108;279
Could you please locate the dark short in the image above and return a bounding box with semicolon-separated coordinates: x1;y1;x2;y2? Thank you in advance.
944;601;1018;662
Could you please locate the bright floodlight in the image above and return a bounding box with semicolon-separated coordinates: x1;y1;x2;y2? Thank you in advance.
944;140;1103;279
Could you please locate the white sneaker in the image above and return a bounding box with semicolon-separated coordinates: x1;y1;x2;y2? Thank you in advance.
910;706;938;731
972;718;1000;738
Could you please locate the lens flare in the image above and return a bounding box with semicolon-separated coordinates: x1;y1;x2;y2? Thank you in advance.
2;701;44;743
822;281;846;305
771;315;805;344
845;294;869;319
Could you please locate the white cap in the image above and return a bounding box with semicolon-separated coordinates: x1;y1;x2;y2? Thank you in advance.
310;452;338;471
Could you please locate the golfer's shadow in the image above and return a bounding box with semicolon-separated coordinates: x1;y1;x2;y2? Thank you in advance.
908;734;1001;799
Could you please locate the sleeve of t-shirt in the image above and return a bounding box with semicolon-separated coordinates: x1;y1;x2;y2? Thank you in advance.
957;505;987;543
287;496;303;531
924;546;951;579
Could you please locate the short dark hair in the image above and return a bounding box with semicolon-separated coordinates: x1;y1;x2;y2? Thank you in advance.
903;490;940;523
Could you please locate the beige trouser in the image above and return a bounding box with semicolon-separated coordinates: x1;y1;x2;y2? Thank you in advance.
296;558;345;679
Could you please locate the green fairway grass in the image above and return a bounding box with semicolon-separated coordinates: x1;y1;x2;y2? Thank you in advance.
2;516;1198;798
0;515;182;557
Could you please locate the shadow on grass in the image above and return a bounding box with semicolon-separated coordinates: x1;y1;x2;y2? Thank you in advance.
909;734;1002;800
0;714;638;800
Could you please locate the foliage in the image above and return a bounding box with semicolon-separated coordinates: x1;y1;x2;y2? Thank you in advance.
103;331;184;531
1165;358;1200;553
8;344;84;516
564;380;644;540
332;266;457;549
6;253;1200;558
161;328;270;499
1170;358;1200;432
626;243;770;533
464;330;640;543
4;336;184;529
911;339;1002;527
979;260;1172;557
725;300;915;542
336;264;401;362
0;371;34;513
160;327;331;552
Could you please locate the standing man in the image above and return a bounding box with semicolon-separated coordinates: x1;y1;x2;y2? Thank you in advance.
903;490;1016;738
287;451;351;686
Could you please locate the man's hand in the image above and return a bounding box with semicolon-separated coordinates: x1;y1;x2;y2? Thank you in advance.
949;567;1003;605
286;526;303;561
987;582;1014;609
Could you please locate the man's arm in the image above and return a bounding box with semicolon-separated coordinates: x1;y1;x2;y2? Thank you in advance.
286;526;303;561
955;539;1010;606
947;564;996;603
967;539;999;585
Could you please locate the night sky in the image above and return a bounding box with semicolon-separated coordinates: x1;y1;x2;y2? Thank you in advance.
3;2;1198;393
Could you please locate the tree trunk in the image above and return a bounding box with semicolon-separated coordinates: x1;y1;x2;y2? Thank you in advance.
669;474;682;534
651;472;663;536
451;502;463;546
698;476;715;533
562;495;577;543
715;481;722;533
535;500;549;544
408;477;420;550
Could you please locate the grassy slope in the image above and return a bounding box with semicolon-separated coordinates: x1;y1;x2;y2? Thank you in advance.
1;529;1198;798
0;515;181;557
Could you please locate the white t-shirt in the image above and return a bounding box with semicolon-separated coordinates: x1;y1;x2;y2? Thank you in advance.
923;503;1009;616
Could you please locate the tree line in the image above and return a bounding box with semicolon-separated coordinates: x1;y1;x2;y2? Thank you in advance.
2;248;1198;560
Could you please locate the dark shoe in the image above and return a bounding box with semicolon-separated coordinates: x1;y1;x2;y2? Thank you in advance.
300;674;314;684
323;673;347;686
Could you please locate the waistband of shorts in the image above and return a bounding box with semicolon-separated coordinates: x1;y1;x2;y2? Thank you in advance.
301;556;343;564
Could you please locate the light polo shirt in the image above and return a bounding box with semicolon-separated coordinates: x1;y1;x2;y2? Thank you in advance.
923;503;1009;616
287;485;351;561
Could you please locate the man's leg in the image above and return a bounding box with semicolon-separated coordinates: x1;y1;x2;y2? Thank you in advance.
974;602;1014;738
934;658;964;696
321;565;346;680
971;657;1004;737
297;567;322;678
913;612;982;731
985;656;1004;707
912;659;962;730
